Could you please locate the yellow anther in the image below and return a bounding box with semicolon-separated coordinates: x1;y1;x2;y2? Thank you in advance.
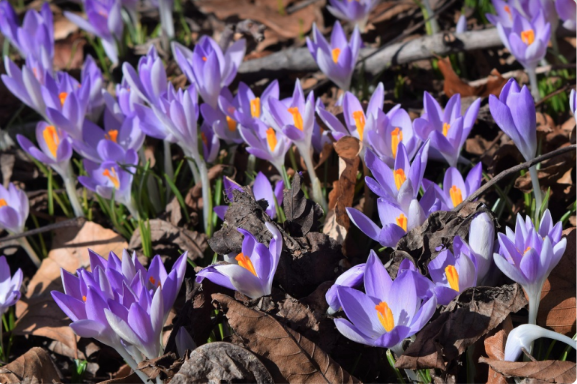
266;128;277;152
396;213;408;232
102;168;120;189
59;92;68;107
391;127;403;158
43;125;60;157
0;199;6;208
394;169;406;190
442;122;450;137
250;97;261;118
235;252;258;277
288;107;304;131
104;130;119;143
226;116;237;132
331;48;341;63
449;185;463;207
521;29;535;45
375;301;395;332
445;265;460;292
352;110;366;141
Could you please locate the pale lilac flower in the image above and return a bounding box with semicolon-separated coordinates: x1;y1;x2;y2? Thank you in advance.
326;0;377;27
422;162;483;210
555;0;576;30
0;183;29;235
0;256;23;315
240;120;291;179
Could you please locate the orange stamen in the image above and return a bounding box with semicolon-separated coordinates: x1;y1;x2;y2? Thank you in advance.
352;111;366;141
504;5;512;19
391;127;403;158
288;107;304;131
0;199;7;208
266;128;277;152
59;92;68;107
445;265;460;292
201;132;208;147
394;169;406;190
202;56;207;61
104;130;118;143
331;48;341;63
521;29;535;45
523;246;531;255
396;213;408;232
43;125;60;157
250;97;261;118
149;276;161;287
449;185;463;207
226;116;237;132
442;122;450;137
235;252;258;277
375;302;395;332
82;295;87;302
102;167;120;189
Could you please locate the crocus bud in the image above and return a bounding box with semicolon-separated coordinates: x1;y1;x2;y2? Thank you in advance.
505;324;577;362
469;212;495;283
456;15;467;33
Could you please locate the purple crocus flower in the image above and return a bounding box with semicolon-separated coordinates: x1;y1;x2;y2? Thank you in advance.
0;183;29;235
64;0;124;64
469;212;495;284
317;83;384;147
422;162;483;210
326;0;377;27
82;55;105;121
196;223;283;299
456;14;467;33
325;263;365;314
2;57;48;118
122;46;167;109
489;79;536;162
428;236;478;305
0;256;23;315
214;173;284;221
570;89;577;122
103;78;144;120
365;104;421;167
200;122;220;164
334;251;437;349
306;22;361;91
556;0;576;30
78;145;139;217
239;120;291;177
414;93;481;167
364;142;429;207
172;37;246;108
51;250;187;372
493;10;550;72
493;210;566;324
486;0;516;28
0;2;54;73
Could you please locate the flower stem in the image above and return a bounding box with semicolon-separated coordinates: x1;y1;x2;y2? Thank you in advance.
196;159;213;238
139;148;162;213
279;165;291;189
529;165;543;220
301;149;327;213
527;67;541;102
115;346;151;383
17;237;41;268
63;167;85;218
186;159;201;186
163;141;174;200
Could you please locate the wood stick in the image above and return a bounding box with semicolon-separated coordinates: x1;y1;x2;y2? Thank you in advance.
453;144;577;212
0;217;85;245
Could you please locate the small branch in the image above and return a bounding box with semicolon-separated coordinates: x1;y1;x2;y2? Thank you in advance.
0;217;85;245
453;145;577;212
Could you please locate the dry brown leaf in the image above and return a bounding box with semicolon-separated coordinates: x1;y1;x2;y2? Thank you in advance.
15;220;127;353
479;357;576;383
53;32;86;71
0;347;62;383
329;137;361;230
483;316;513;384
396;284;528;371
438;57;508;98
212;293;361;384
538;228;576;336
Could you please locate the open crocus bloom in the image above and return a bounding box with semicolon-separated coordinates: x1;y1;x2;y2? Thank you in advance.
486;0;516;28
0;255;23;315
489;79;537;162
334;251;436;349
316;83;384;147
365;105;421;167
172;37;246;108
239;120;291;176
414;93;481;167
306;21;361;91
326;0;377;26
423;162;483;210
364;142;429;208
428;236;478;305
196;223;283;299
52;250;187;361
0;183;29;234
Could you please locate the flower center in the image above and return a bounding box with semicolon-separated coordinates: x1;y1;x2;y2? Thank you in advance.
102;167;120;189
449;185;463;207
59;92;68;107
391;127;403;158
226;116;237;132
331;48;341;63
104;130;118;143
0;199;7;208
251;97;261;118
523;246;531;255
43;125;60;157
504;5;512;19
521;29;534;45
445;265;460;292
442;122;450;137
82;295;87;302
394;168;406;190
375;301;395;332
149;276;161;287
235;252;258;277
266;128;277;152
396;213;408;232
288;107;304;131
202;56;207;61
352;111;366;141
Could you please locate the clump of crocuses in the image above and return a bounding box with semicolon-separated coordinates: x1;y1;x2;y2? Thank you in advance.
52;249;187;381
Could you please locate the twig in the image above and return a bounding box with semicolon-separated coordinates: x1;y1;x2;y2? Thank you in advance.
0;217;85;245
468;64;576;88
535;82;576;108
285;0;320;14
453;145;577;211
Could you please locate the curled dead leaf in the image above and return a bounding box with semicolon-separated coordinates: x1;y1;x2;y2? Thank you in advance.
483;316;513;384
438;57;507;98
0;347;62;383
329;137;361;231
479;357;576;383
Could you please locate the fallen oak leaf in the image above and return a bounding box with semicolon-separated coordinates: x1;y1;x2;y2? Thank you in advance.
212;293;361;383
0;347;62;383
438;57;508;98
479;357;576;383
329;137;361;230
483;316;513;384
395;284;528;371
172;342;273;383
